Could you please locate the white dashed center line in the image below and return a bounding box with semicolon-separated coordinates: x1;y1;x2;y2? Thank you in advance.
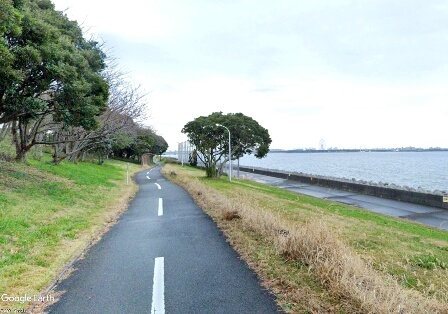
151;257;165;314
158;198;163;216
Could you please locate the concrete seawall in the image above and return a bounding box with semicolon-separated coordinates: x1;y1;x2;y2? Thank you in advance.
239;166;448;210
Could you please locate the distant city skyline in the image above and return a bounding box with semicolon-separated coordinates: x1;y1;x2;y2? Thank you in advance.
170;139;448;153
52;0;448;150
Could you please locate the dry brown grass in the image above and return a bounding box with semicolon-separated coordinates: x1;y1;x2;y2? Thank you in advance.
162;164;448;314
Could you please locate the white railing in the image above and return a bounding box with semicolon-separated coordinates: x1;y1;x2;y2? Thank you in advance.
177;141;195;166
177;140;235;176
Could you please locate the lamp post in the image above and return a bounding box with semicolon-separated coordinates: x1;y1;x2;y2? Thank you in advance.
216;123;232;182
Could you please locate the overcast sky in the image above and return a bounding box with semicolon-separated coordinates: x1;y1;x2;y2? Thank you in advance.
52;0;448;150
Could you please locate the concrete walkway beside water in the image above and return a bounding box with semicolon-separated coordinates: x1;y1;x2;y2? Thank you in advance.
239;171;448;231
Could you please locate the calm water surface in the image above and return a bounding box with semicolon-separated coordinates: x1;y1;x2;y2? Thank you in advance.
239;151;448;192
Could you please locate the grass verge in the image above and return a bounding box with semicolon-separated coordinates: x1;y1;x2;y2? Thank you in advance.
0;156;144;311
162;164;448;314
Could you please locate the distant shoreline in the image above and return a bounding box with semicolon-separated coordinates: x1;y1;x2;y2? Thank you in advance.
270;148;448;153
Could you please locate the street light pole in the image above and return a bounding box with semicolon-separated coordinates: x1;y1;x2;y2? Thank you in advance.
216;124;232;182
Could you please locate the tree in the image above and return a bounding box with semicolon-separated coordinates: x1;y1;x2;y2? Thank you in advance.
181;112;271;178
0;0;109;161
0;1;22;89
188;149;198;167
110;125;167;163
149;133;168;156
50;62;149;164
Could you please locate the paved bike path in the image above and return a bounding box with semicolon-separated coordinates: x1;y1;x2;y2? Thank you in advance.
47;166;280;313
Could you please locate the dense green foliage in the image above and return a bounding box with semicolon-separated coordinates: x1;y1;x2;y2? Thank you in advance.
0;0;109;161
0;0;167;163
111;126;168;162
182;112;271;177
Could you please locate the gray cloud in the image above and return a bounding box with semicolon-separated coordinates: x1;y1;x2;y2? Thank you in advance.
286;0;448;81
150;0;448;83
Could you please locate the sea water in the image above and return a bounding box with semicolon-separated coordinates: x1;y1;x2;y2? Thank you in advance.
238;151;448;192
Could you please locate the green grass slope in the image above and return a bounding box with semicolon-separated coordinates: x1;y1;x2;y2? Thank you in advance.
0;157;142;311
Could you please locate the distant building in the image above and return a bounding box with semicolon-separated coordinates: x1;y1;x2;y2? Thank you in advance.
319;139;326;150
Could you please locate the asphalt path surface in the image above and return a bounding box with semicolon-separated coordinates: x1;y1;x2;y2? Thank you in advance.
47;166;281;314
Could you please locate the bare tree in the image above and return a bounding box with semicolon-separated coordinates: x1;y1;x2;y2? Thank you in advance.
49;63;150;163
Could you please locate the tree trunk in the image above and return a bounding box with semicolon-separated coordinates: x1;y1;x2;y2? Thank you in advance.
11;120;20;158
12;120;29;162
53;144;60;164
205;160;218;178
